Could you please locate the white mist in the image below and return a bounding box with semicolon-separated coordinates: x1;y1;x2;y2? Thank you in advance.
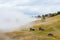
0;8;34;32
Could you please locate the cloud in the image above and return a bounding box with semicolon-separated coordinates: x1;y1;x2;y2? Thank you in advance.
0;0;60;6
15;5;60;16
14;0;60;6
14;0;60;16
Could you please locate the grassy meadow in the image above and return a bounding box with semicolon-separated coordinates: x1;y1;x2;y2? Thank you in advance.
0;15;60;40
2;15;60;40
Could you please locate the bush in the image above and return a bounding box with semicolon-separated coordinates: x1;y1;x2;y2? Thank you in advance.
45;14;48;17
57;11;60;15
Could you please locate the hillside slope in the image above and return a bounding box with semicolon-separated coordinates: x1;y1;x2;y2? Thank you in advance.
5;15;60;40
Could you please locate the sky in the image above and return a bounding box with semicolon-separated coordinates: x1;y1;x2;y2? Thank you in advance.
0;0;60;15
0;0;60;32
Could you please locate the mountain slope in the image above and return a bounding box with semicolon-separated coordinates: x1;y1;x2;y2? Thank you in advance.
5;15;60;40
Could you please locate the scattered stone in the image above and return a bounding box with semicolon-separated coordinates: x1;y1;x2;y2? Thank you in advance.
39;27;45;31
30;28;35;31
48;33;54;36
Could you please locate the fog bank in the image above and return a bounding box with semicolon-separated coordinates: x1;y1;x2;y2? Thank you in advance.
0;8;34;32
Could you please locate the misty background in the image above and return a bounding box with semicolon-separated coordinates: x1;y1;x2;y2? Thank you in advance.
0;0;60;32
